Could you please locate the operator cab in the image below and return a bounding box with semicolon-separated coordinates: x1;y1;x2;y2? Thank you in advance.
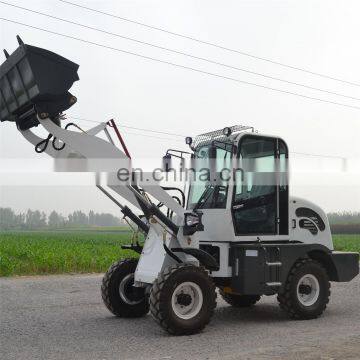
186;126;289;242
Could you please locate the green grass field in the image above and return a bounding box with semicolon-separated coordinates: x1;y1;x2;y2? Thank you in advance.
0;230;137;277
332;234;360;253
0;231;358;277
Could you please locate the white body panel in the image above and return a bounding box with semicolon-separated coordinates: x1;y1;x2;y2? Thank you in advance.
134;225;168;284
289;196;333;250
135;223;195;284
196;209;234;242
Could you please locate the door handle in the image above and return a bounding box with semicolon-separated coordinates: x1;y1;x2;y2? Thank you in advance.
233;204;244;210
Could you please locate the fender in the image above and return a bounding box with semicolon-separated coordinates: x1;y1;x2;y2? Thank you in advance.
172;248;220;271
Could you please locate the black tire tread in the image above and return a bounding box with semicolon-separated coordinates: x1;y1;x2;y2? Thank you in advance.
101;258;149;318
277;258;331;320
149;263;217;335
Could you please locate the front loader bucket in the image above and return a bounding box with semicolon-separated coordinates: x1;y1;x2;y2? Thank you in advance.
0;36;79;130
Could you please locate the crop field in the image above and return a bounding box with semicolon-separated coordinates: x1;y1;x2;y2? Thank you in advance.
332;234;360;253
0;230;138;277
0;231;359;277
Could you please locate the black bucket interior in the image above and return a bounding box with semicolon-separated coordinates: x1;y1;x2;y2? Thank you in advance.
0;36;79;130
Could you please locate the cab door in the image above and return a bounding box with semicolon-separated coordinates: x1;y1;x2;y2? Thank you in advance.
232;136;288;238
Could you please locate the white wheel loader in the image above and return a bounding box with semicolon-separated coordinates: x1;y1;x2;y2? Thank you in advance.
1;38;359;335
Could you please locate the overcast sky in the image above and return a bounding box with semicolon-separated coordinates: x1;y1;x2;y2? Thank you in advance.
0;0;360;215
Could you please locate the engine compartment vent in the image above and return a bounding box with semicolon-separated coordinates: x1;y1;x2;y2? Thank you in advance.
296;207;326;233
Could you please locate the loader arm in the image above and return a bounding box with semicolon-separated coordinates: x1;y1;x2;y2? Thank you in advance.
21;117;185;218
1;37;194;287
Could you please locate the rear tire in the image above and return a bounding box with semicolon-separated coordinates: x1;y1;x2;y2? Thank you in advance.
101;259;149;318
220;291;261;307
149;264;216;335
277;258;330;319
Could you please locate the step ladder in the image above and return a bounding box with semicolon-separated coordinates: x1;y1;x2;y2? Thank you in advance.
263;246;282;289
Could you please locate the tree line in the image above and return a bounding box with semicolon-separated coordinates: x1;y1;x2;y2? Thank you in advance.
0;207;359;232
327;212;360;234
0;207;122;230
327;212;360;225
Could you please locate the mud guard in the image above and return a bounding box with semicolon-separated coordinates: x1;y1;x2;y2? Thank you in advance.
172;248;220;271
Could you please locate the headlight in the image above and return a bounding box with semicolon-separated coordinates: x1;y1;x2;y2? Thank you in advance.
183;212;203;235
185;213;200;227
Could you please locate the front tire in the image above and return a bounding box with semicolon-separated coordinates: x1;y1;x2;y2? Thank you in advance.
220;291;261;307
277;258;330;319
101;259;149;318
149;264;216;335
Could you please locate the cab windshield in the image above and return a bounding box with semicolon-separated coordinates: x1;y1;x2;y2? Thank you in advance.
187;144;232;209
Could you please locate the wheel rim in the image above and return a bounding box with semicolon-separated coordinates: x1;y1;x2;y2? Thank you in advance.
171;281;203;320
297;274;320;306
119;273;143;305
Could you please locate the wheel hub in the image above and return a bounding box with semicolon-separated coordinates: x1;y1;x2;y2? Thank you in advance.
119;273;144;305
171;281;204;320
296;274;320;306
298;284;312;295
177;293;192;306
